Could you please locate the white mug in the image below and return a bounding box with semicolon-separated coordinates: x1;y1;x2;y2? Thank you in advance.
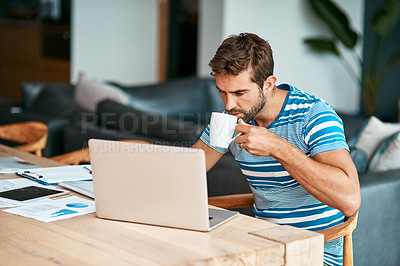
209;112;239;149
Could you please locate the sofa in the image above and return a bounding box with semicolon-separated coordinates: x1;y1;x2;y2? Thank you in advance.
0;76;399;265
339;113;400;266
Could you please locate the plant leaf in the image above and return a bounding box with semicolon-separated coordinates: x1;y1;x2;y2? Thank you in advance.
308;0;358;48
304;38;340;56
372;0;400;38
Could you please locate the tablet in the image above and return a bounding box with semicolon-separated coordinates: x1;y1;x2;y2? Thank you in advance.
0;185;69;202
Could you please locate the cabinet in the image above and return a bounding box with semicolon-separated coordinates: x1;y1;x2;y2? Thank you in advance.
0;20;70;101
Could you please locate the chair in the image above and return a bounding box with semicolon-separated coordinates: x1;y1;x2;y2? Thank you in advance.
208;193;359;266
51;139;151;165
0;121;48;157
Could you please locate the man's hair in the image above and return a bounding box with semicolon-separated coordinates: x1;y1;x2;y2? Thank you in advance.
209;33;274;89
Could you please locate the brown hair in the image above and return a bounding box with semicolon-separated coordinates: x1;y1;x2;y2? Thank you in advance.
209;33;274;89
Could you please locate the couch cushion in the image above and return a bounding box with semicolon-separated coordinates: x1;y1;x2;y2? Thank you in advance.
336;112;366;140
349;148;368;174
75;73;130;112
112;77;224;123
349;116;400;162
29;86;80;118
97;99;203;144
21;82;74;110
368;131;400;172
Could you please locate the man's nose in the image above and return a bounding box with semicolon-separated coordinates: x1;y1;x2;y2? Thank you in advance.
224;95;236;111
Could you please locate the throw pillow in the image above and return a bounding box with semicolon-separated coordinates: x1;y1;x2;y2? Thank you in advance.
75;73;130;112
368;131;400;172
349;148;368;174
351;116;400;161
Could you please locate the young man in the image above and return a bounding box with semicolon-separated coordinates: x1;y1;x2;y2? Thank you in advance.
192;33;360;266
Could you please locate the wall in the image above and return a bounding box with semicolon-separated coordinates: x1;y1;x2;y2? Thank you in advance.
197;0;223;77
198;0;365;115
71;0;158;85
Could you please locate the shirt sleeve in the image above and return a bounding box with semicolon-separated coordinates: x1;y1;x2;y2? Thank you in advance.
303;101;349;157
199;124;229;154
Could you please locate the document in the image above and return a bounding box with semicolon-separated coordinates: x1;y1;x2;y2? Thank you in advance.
0;178;43;192
0;157;41;173
3;196;95;222
16;165;93;185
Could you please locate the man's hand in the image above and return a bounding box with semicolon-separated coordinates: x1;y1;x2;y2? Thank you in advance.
234;119;280;156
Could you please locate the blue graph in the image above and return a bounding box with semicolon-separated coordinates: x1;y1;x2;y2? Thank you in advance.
66;203;89;208
51;209;78;217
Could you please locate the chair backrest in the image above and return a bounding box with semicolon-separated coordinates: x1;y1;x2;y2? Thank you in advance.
0;121;48;156
51;139;150;165
208;193;359;266
316;210;359;266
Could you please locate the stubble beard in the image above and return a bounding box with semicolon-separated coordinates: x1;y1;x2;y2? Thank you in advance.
228;90;266;123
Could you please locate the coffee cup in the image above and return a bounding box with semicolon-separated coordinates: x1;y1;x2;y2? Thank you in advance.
209;112;240;149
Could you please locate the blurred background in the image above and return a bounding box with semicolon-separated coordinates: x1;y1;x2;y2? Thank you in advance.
0;0;399;121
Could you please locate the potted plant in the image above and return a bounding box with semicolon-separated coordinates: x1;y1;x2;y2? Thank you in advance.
304;0;400;117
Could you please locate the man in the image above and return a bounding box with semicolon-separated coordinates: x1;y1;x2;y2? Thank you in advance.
192;33;360;266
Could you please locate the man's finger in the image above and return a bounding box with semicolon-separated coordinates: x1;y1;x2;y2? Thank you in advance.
235;124;247;134
236;119;251;133
238;118;247;125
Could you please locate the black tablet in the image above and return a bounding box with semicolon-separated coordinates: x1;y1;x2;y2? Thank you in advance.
0;185;69;202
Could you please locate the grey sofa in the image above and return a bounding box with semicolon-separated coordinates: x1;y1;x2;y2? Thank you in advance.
337;113;400;266
0;78;399;265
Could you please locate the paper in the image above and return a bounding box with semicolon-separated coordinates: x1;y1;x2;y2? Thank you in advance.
0;200;18;208
59;180;94;199
0;178;43;192
3;196;96;222
0;157;41;173
16;165;93;185
0;179;52;208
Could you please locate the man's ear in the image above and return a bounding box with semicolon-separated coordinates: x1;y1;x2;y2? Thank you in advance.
262;76;277;93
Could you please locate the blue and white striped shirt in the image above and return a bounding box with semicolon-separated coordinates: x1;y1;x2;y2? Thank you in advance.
200;84;349;266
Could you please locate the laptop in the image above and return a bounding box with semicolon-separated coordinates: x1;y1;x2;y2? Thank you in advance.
88;139;238;231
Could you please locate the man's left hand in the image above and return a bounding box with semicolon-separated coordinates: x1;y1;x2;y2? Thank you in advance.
235;119;280;156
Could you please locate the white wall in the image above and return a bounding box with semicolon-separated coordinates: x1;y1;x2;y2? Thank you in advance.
71;0;158;85
198;0;364;114
197;0;223;77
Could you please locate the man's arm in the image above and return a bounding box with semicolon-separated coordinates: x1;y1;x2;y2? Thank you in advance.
192;140;224;172
235;120;361;217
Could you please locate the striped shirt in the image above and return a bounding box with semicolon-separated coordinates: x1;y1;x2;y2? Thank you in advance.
200;84;349;266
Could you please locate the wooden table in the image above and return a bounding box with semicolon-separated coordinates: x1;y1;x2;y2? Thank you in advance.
0;144;324;265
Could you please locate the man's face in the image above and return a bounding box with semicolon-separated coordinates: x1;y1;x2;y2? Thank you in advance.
215;70;266;123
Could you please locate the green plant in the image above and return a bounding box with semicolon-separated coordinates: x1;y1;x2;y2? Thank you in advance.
304;0;400;117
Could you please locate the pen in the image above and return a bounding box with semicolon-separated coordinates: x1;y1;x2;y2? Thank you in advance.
83;166;92;174
16;160;35;165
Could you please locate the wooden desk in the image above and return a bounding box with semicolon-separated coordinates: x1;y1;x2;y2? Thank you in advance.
0;144;324;265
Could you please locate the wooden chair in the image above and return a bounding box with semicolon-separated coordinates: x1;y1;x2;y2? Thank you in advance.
0;121;48;157
208;193;359;266
51;139;151;165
